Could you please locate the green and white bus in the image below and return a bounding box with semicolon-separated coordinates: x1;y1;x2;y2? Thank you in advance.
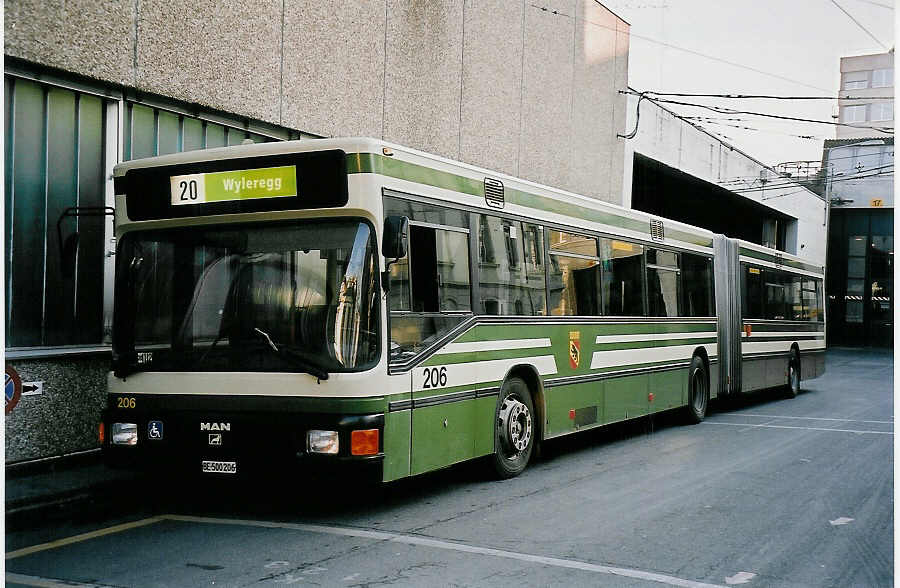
102;138;825;481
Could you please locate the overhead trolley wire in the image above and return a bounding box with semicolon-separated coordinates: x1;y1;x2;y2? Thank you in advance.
628;93;894;133
727;166;894;194
829;0;891;50
625;90;877;101
571;11;832;92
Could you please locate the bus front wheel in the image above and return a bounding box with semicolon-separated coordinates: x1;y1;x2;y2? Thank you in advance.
684;356;708;424
491;377;535;479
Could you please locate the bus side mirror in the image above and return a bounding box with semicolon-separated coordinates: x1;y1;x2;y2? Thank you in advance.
382;216;408;293
383;216;408;260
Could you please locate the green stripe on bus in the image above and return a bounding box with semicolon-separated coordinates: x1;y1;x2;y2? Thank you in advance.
428;336;717;366
423;347;553;366
453;321;716;343
348;153;714;248
739;247;823;274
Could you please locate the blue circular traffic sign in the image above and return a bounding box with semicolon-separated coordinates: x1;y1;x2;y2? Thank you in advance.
6;365;22;414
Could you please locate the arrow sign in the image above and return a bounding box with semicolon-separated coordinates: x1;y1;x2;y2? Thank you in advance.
22;381;43;396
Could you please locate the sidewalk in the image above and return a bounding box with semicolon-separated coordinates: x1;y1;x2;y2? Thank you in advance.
6;452;145;527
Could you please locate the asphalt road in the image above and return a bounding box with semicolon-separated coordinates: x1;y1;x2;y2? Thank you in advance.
6;348;893;587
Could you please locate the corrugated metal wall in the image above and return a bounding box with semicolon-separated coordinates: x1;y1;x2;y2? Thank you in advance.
5;77;107;347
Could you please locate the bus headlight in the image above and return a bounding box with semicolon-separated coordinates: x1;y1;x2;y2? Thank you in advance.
111;423;138;446
307;430;339;454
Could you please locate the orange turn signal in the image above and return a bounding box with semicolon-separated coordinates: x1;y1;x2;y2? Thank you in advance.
351;429;379;456
99;422;105;444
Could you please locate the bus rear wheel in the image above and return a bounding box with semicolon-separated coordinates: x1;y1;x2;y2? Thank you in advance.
491;377;535;479
786;349;801;398
683;355;708;424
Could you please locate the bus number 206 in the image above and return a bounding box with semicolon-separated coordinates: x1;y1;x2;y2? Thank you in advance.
422;367;448;389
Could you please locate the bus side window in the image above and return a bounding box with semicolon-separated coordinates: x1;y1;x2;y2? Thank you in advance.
742;265;763;319
682;253;713;317
600;238;645;317
478;216;545;315
788;274;803;321
409;225;471;312
801;278;817;321
646;249;680;317
815;278;824;322
764;271;786;320
547;230;600;316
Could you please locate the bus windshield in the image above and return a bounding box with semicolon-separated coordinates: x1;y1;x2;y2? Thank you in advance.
113;219;380;376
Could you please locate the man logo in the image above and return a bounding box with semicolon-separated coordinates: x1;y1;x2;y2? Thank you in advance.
200;422;231;431
208;433;222;446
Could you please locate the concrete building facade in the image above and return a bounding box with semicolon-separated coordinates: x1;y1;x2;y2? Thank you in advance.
837;50;894;140
4;1;631;463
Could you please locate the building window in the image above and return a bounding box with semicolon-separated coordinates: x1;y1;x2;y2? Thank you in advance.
871;68;893;88
870;102;893;122
841;104;868;123
843;71;868;90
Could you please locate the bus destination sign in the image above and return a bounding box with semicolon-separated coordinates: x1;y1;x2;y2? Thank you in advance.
170;165;298;206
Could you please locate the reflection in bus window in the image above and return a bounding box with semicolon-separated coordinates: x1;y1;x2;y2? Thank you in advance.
409;225;471;312
600;238;645;316
548;230;600;316
787;276;803;321
682;253;713;317
389;255;410;311
765;276;786;320
742;266;763;319
478;216;545;315
385;196;473;363
647;249;680;317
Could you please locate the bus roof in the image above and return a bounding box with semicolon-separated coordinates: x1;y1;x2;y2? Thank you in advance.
113;137;817;265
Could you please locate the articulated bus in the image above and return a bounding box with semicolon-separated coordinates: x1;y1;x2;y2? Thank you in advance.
102;138;825;481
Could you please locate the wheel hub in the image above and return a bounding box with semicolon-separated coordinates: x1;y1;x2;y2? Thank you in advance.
498;397;532;455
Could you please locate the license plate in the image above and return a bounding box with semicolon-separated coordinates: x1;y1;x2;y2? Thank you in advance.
201;460;237;474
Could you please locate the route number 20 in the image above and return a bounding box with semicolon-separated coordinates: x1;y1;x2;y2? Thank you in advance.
422;367;448;389
179;179;199;201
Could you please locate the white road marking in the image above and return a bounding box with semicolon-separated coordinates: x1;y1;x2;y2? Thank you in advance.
829;517;855;526
736;414;893;425
704;422;892;435
165;515;726;588
5;573;113;587
725;571;757;585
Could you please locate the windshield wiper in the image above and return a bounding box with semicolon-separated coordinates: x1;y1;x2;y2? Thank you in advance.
253;327;330;381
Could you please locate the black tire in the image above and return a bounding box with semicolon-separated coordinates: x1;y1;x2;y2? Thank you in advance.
683;355;708;424
490;377;535;479
786;349;801;398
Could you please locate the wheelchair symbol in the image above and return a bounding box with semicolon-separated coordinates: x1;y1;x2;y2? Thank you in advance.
148;421;163;440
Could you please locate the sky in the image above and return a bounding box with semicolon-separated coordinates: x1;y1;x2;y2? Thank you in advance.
601;0;896;167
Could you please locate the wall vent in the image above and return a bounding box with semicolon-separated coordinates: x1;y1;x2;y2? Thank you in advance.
484;178;505;209
650;219;665;242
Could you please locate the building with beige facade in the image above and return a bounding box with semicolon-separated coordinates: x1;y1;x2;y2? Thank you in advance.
3;1;631;463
